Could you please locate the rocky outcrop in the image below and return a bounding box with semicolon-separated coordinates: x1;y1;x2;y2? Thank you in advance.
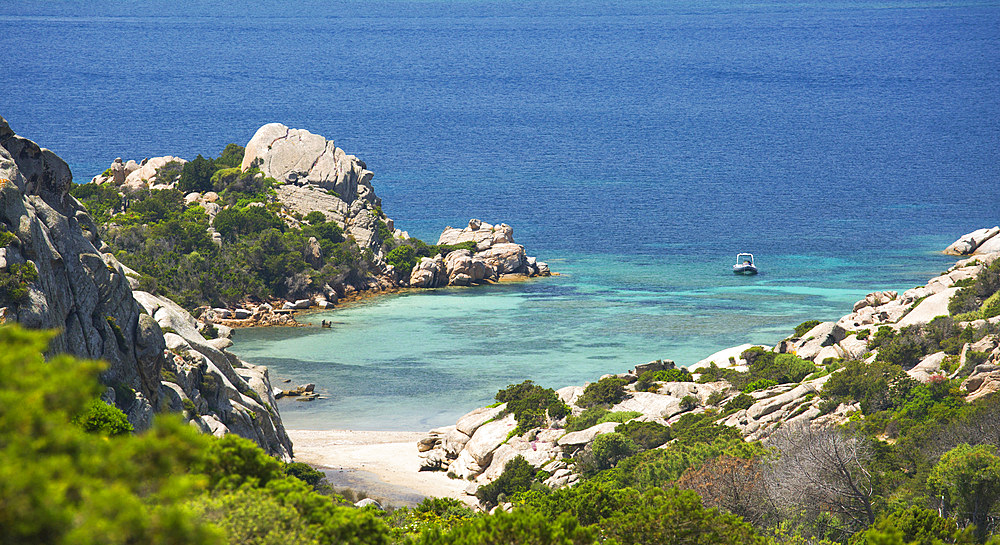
408;219;549;288
135;291;292;460
240;123;393;256
91;156;186;191
0;116;291;459
944;227;1000;256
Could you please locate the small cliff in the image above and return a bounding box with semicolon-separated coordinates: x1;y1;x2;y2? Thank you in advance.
0;116;291;459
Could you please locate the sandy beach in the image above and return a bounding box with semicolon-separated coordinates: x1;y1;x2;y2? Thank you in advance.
287;429;474;507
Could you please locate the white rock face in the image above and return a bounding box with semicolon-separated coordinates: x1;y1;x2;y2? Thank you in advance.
944;227;1000;255
456;404;506;436
690;344;761;371
896;288;959;328
464;414;517;467
557;422;619;447
908;352;948;382
241;123;391;256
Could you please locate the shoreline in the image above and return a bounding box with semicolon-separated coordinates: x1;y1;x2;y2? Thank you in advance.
287;429;475;507
222;272;560;329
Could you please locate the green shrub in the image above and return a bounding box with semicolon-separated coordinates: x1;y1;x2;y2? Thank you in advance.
821;359;908;414
495;380;561;435
670;411;741;445
386;244;418;279
598;410;642;424
106;315;128;351
0;261;38;304
615;420;672;450
679;395;699;410
748;352;816;384
476;455;535;508
577;377;627;408
215;143;245;168
590;432;640;470
794;319;821;338
855;329;870;340
547;401;570;420
213;206;284;240
565;407;610;432
725;393;754;412
73;399;134;436
178;154;217;193
742;379;777;393
303;211;327;225
638;368;692;385
0;228;16;248
284;462;324;488
706;391;726;406
949;259;1000;316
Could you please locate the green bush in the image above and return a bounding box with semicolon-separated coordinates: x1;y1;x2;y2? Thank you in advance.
495;380;562;435
794;319;821;338
639;368;692;383
213;206;284;241
386;244;419;279
615;420;672;450
178;154;217;193
706;391;726;406
0;261;38;304
725;393;754;412
73;399;133;436
547;401;570;420
284;462;324;488
476;455;536;508
591;432;640;470
821;359;908;414
565;407;610;432
577;377;627;408
303;211;326;225
949;259;1000;316
679;395;699;410
742;379;777;393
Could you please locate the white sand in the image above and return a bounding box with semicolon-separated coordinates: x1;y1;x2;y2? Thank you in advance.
287;429;474;506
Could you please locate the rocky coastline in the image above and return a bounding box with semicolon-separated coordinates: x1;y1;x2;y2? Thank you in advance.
0;116;292;458
415;230;1000;508
86;123;551;330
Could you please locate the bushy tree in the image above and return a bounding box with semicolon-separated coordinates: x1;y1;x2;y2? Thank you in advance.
590;432;640;470
928;443;1000;543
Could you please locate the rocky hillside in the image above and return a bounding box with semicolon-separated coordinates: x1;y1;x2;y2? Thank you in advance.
419;240;1000;507
80;123;549;318
0;116;291;459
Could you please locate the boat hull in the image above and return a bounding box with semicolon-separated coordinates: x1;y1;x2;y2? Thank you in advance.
733;264;758;275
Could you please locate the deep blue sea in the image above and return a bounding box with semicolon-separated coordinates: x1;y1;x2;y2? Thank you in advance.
3;0;998;430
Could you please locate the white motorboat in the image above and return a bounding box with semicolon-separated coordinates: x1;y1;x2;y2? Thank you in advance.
733;253;758;275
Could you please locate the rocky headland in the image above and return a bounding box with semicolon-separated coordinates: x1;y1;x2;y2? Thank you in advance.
84;123;550;329
416;232;1000;508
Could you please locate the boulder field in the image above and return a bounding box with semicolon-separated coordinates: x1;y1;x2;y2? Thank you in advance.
0;116;291;458
418;243;1000;507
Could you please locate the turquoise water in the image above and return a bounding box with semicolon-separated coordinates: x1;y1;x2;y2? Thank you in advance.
231;248;956;430
3;1;997;429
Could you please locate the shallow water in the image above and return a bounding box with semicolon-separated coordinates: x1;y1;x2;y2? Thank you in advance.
231;247;956;431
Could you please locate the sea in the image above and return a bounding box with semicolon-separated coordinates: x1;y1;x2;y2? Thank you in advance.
3;0;998;430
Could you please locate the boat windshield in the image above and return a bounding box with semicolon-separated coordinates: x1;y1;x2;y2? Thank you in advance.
736;253;754;264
